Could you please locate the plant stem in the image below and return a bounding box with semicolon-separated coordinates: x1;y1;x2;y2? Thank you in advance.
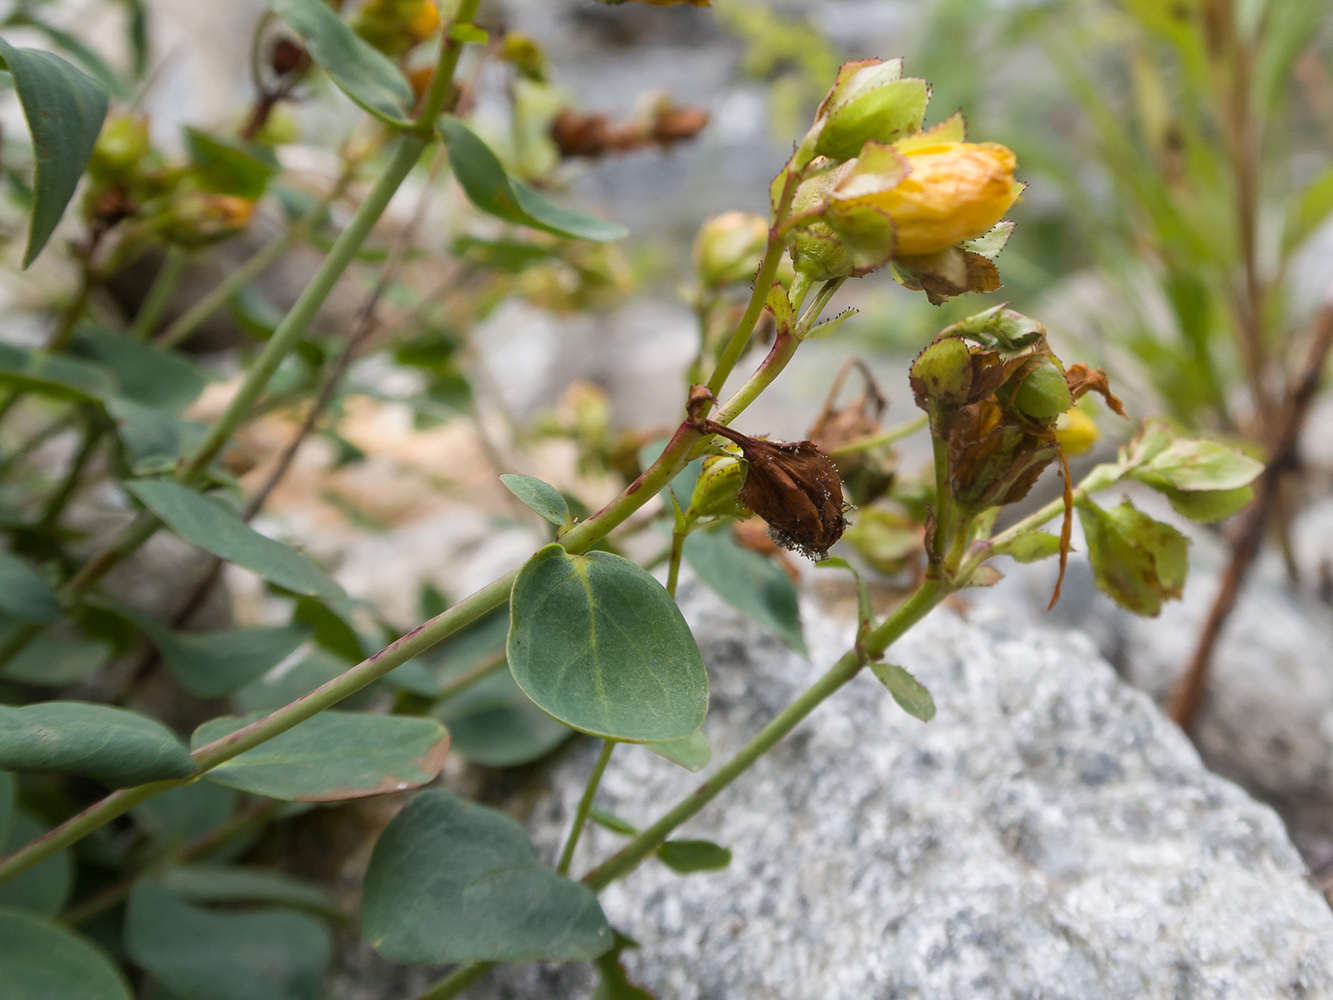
0;255;817;881
556;739;616;876
828;414;928;457
435;651;506;703
580;578;944;891
704;168;803;398
930;430;954;568
177;134;426;485
413;0;483;134
38;418;103;530
127;246;188;341
666;524;687;598
155;180;348;349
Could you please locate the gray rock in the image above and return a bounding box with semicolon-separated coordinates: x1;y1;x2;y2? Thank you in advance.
986;498;1333;870
473;588;1333;1000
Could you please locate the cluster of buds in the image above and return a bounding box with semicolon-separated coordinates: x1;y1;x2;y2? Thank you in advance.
549;99;709;160
910;305;1124;512
353;0;441;56
785;59;1023;302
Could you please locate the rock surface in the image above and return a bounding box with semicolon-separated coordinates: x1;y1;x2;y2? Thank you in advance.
985;501;1333;872
470;587;1333;1000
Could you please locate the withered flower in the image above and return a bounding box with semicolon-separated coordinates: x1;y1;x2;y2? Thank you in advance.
701;421;849;562
550;101;709;159
807;359;896;506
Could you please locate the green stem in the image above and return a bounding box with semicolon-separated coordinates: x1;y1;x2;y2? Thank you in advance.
556;739;615;876
0;410;76;477
38;418;103;529
434;651;506;703
930;429;954;569
413;0;483;133
666;524;687;598
829;414;929;457
0;263;816;882
704;169;803;398
581;578;945;892
127;246;188;341
177;134;427;485
47;266;95;352
155;184;345;349
707;331;799;431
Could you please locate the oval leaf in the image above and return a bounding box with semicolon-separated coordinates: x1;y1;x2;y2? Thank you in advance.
125;882;331;1000
0;631;110;686
434;669;573;768
657;838;732;874
500;473;571;527
645;729;711;773
0;40;108;267
0;702;196;787
267;0;413;124
439;118;628;242
362;789;612;963
155;865;340;918
125;480;344;600
191;711;449;801
508;544;708;742
0;909;131;1000
0;552;59;623
870;662;936;722
683;529;806;653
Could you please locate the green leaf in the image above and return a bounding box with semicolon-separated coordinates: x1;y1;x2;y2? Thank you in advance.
0;810;73;915
0;552;59;622
267;0;413;124
191;711;449;801
5;14;133;101
0;40;108;267
125;480;344;600
155;865;340;918
645;729;711;773
1136;438;1263;492
0;342;116;402
588;807;638;836
870;662;936;722
657;839;732;874
292;595;367;662
184;128;279;200
1160;483;1254;523
0;631;110;686
125;611;310;698
802;306;858;341
0;909;131;1000
125;882;331;1000
438;118;628;242
1079;499;1190;617
433;669;573;767
500;473;571;527
999;531;1062;564
508;544;708;743
593;931;655;1000
233;648;369;715
361;789;612;963
105;399;206;474
683;528;806;653
69;327;208;412
1291;164;1333;250
0;702;196;787
130;782;238;848
0;771;12;845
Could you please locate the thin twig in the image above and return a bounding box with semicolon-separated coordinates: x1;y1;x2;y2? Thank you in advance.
1171;301;1333;731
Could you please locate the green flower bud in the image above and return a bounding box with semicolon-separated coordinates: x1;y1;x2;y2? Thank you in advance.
89;114;151;183
687;453;749;519
694;212;768;289
1011;360;1072;421
909;337;973;409
502;32;549;82
815;59;930;162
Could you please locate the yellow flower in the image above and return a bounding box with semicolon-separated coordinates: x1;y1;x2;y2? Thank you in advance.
826;140;1022;264
406;0;440;45
877;142;1021;256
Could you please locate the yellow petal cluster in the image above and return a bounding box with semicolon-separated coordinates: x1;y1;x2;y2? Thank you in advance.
872;142;1021;257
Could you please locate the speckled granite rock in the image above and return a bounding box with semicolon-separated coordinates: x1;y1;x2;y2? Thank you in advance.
470;587;1333;1000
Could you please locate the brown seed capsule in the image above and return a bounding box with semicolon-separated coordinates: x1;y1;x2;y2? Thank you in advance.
702;421;849;562
269;37;307;77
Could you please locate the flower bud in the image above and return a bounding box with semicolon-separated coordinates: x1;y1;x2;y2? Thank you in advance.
827;141;1022;263
269;36;307;76
687;453;749;519
155;191;255;248
910;337;973;409
1055;408;1099;456
354;0;440;55
694;212;768;289
815;59;929;162
89;114;151;184
1011;359;1073;421
502;32;549;82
